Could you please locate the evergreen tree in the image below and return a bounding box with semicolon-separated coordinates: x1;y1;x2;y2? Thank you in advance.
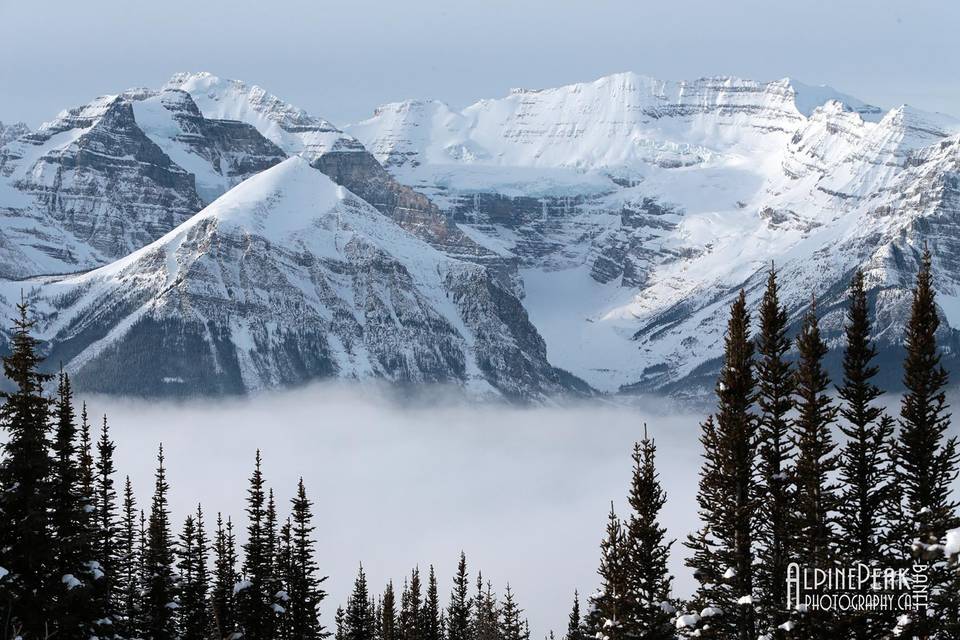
276;517;294;640
499;585;525;640
212;514;239;640
620;432;674;640
50;372;95;638
288;478;327;640
682;291;758;640
399;568;422;640
753;266;795;636
265;488;285;633
0;301;56;639
789;302;840;638
586;504;627;640
446;553;472;640
178;507;212;640
335;607;346;640
78;403;95;510
143;445;178;640
835;269;897;640
94;414;119;636
373;595;383;640
470;575;497;640
117;476;141;639
345;565;375;640
238;450;276;640
381;582;397;640
423;566;443;640
565;592;583;640
894;249;960;638
683;416;729;640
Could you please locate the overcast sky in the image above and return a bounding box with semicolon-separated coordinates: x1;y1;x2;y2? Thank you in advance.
1;0;958;129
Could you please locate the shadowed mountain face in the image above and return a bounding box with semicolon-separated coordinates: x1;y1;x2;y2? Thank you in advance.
1;71;959;400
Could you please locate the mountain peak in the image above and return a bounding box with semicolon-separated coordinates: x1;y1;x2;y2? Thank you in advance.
165;71;365;158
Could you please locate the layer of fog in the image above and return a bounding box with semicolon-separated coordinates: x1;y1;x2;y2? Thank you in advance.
80;384;960;637
89;384;704;638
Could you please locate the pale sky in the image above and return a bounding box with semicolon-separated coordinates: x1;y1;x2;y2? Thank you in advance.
1;0;958;129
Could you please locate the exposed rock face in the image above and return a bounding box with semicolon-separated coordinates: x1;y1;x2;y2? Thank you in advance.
347;71;960;395
0;95;204;277
7;159;588;401
163;72;522;292
0;82;290;279
0;121;29;147
131;89;287;202
163;72;367;159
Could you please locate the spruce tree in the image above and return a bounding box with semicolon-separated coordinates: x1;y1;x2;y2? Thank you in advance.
400;568;423;640
586;504;627;640
381;582;397;640
0;301;56;639
499;585;525;640
238;450;276;639
565;591;583;640
790;302;840;638
94;414;119;635
753;266;795;636
470;575;497;640
835;269;897;640
265;488;285;633
682;291;758;640
50;371;95;638
894;249;960;638
117;476;141;639
288;478;327;640
446;553;472;640
683;415;730;640
336;607;346;640
143;444;178;640
212;514;239;640
178;507;212;640
345;565;375;640
78;403;95;508
423;566;443;640
276;517;295;640
620;432;674;639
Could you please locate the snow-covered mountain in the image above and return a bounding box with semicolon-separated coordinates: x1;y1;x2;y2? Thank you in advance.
0;74;585;400
7;158;585;400
0;121;29;148
2;70;959;400
346;72;960;394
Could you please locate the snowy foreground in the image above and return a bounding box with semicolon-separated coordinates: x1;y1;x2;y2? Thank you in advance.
89;383;704;636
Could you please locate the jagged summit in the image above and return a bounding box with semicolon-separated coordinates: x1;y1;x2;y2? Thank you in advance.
164;71;365;159
346;71;890;176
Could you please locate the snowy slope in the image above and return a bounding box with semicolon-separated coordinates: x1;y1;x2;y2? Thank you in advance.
0;121;29;148
348;72;960;393
7;159;585;400
131;88;287;202
0;94;204;277
164;72;366;159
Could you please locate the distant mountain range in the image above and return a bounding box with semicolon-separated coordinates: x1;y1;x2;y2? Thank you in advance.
1;71;958;400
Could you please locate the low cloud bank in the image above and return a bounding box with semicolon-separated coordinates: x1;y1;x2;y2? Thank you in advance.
89;383;704;637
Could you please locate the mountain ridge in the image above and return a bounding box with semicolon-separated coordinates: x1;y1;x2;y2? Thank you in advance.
2;70;959;400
